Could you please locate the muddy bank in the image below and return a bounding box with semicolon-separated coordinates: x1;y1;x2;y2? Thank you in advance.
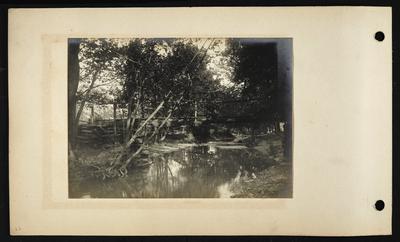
230;163;292;198
224;133;292;198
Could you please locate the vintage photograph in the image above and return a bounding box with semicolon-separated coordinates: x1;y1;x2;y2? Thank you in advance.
68;38;293;198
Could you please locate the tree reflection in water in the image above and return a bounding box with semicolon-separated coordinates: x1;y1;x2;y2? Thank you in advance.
71;144;274;198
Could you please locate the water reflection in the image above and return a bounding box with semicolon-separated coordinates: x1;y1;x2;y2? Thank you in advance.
70;144;274;198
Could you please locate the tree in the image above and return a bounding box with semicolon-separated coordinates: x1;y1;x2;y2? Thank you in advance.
68;39;81;149
75;39;122;119
225;38;283;129
105;38;217;177
68;38;122;149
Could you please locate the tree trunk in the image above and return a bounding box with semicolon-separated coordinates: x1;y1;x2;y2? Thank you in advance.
111;96;183;175
125;100;165;148
120;109;174;170
68;39;81;148
194;100;198;123
125;98;133;142
68;142;77;162
75;70;99;127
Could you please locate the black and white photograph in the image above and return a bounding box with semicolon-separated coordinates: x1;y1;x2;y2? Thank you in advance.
68;37;293;198
8;6;393;236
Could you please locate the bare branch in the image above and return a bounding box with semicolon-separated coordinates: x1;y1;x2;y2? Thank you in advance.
78;79;119;96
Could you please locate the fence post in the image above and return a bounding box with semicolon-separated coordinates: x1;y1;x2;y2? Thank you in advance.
90;104;94;124
113;102;117;144
121;107;125;142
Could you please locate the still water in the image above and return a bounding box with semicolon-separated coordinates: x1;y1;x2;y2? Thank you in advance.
70;143;274;198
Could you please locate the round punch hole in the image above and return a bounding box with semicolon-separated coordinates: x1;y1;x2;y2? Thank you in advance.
375;31;385;41
375;200;385;211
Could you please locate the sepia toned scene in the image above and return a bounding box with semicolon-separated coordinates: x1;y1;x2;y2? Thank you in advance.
68;38;293;198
